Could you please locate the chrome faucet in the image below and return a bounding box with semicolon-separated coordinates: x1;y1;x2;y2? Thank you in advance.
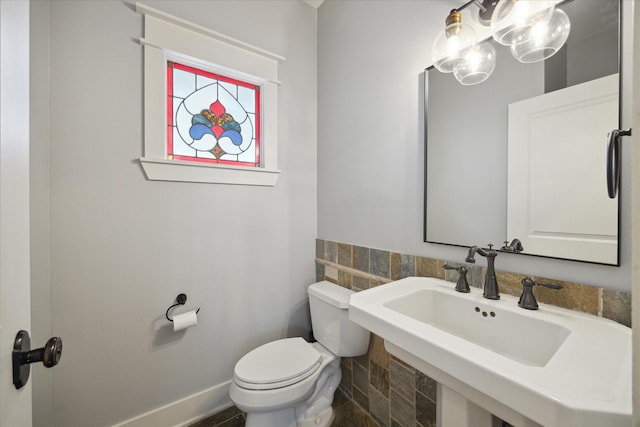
465;245;500;300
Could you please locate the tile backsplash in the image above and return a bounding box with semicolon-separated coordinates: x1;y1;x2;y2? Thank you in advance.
315;239;631;427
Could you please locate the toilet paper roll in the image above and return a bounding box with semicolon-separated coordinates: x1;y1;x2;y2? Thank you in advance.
172;310;198;332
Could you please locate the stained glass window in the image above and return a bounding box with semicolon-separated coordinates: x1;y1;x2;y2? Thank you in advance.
167;61;260;167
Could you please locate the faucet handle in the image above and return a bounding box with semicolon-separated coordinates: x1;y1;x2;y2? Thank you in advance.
518;277;563;310
443;265;471;293
501;238;524;253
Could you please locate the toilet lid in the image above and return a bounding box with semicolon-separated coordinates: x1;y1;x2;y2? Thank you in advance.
234;337;322;390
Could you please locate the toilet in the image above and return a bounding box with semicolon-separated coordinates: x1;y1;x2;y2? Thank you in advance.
229;281;370;427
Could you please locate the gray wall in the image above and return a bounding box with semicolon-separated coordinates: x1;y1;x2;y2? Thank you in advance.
567;25;618;86
30;1;318;426
318;0;633;291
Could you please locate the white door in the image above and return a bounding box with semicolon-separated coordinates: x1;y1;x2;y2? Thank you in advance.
507;74;619;264
0;1;33;426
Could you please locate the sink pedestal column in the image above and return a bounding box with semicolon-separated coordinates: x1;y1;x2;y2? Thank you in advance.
437;384;493;427
385;341;543;427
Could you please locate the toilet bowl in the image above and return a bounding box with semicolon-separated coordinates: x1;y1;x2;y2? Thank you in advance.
229;281;370;427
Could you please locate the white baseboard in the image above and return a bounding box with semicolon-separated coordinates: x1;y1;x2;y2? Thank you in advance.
113;380;233;427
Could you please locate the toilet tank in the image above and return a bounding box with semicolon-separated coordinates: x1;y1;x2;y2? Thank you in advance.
308;281;370;357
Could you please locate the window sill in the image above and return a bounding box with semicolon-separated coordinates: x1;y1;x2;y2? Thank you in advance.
139;157;280;186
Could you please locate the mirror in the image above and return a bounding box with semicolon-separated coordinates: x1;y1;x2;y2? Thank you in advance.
424;0;620;265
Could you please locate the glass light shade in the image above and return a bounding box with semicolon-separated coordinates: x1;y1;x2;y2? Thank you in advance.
510;9;571;63
491;0;555;46
453;42;497;85
432;20;476;73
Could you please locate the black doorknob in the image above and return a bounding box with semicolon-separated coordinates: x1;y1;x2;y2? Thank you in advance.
40;336;63;368
13;330;63;389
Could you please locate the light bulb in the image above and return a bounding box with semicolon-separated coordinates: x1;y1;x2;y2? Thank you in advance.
528;21;549;47
513;2;532;28
511;8;571;63
453;42;496;85
491;0;555;46
447;34;461;56
466;49;482;71
432;10;476;73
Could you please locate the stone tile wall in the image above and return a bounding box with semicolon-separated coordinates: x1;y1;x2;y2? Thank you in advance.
315;239;632;427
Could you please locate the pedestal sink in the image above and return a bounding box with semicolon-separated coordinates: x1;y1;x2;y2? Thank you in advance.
348;277;631;427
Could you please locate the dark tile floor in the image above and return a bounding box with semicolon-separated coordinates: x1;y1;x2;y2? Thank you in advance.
331;388;379;427
187;406;245;427
186;389;376;427
186;389;515;427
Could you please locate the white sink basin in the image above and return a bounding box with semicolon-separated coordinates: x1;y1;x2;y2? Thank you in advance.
384;289;570;367
349;277;631;427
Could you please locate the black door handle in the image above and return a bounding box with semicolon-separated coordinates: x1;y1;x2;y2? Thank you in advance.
13;330;63;389
607;128;632;199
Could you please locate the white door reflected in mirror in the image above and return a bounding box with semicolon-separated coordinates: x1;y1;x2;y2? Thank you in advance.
507;74;618;264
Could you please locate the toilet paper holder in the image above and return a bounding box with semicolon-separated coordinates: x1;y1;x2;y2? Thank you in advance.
165;293;200;322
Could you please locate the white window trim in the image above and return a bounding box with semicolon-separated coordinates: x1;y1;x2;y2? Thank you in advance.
136;3;284;186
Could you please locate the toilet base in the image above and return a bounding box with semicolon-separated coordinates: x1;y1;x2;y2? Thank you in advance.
297;407;333;427
245;408;297;427
244;406;333;427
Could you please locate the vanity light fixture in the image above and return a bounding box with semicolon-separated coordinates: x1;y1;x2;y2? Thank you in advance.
430;0;571;85
490;0;555;47
431;9;477;73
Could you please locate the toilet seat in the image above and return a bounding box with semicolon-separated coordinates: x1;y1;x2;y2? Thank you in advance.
234;338;323;390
